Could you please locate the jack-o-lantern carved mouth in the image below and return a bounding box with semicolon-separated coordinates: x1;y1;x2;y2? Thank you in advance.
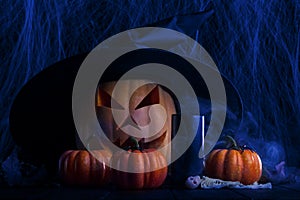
114;131;167;149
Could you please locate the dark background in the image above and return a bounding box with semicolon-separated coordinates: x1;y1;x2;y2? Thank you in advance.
0;0;299;186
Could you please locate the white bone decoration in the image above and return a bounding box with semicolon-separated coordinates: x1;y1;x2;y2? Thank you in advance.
185;176;201;189
185;176;272;189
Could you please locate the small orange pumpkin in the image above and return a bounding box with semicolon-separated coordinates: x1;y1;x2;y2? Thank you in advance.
204;136;262;185
111;137;168;189
58;150;111;186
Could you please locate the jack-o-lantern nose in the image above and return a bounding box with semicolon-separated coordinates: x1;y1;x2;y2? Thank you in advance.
117;115;141;130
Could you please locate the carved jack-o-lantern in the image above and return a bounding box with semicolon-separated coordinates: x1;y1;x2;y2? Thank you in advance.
96;80;177;158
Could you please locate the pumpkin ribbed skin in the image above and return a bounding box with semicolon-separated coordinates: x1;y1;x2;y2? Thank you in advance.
59;150;111;186
111;149;168;189
205;149;262;185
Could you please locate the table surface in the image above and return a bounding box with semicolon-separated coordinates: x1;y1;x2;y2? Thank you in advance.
0;183;300;200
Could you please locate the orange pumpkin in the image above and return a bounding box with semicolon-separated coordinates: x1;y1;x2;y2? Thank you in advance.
58;150;111;186
204;136;262;185
111;137;168;189
96;80;177;161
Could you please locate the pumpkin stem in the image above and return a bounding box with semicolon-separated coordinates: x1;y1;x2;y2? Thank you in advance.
225;135;239;149
129;136;140;150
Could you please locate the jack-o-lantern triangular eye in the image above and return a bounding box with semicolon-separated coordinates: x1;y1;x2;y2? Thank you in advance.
96;88;124;110
135;86;160;110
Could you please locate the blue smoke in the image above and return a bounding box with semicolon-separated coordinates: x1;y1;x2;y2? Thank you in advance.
0;0;299;180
